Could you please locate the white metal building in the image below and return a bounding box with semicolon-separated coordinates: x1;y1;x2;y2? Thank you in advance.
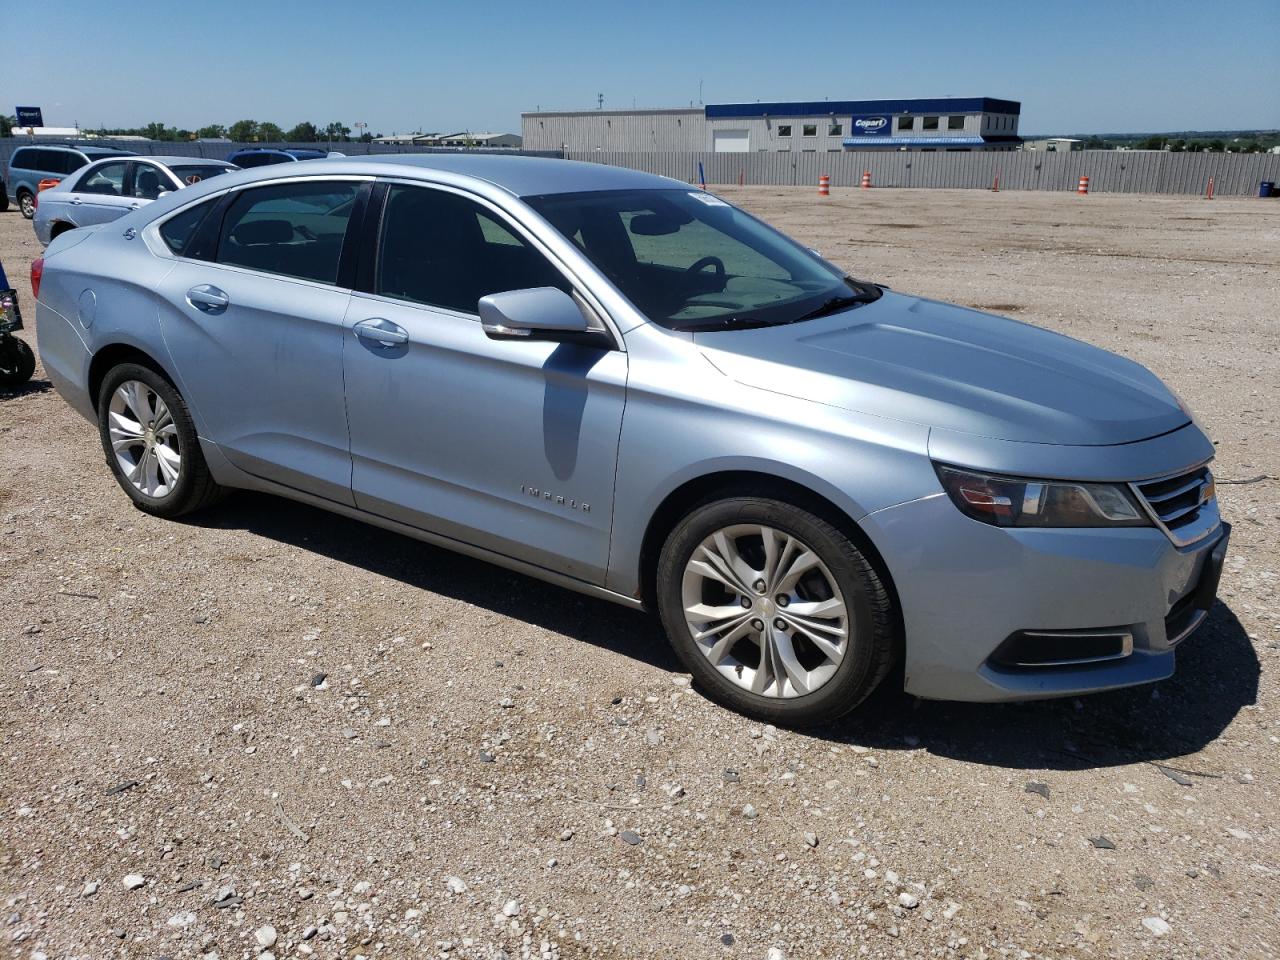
523;98;1022;153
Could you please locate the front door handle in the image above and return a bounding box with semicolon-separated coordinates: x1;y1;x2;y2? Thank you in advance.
186;284;230;314
353;318;409;346
68;197;82;205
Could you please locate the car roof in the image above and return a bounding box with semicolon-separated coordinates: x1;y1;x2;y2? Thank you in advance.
80;145;137;155
245;153;684;197
135;156;237;167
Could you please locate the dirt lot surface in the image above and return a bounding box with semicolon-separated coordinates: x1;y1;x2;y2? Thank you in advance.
1;187;1277;960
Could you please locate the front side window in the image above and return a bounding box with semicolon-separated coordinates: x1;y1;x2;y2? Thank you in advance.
131;163;169;199
526;188;879;331
375;185;568;313
777;125;792;137
78;161;129;196
216;181;358;284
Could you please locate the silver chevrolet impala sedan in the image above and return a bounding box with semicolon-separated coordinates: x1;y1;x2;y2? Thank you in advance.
34;155;1228;726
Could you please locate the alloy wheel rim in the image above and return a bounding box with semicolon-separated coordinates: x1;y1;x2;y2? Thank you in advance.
681;524;849;698
108;380;182;497
20;195;34;217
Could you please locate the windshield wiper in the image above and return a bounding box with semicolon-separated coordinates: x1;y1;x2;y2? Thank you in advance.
792;283;882;323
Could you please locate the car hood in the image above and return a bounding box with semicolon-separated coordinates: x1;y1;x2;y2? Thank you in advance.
693;291;1190;446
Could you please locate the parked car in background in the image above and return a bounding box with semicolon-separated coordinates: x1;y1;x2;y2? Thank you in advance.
32;156;238;246
6;145;137;219
31;155;1228;726
224;147;329;168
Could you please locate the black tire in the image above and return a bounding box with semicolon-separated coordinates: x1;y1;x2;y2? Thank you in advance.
657;496;896;727
17;189;34;220
96;362;225;517
0;335;36;388
0;191;9;213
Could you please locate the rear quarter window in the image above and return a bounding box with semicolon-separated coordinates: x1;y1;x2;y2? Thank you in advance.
159;199;219;258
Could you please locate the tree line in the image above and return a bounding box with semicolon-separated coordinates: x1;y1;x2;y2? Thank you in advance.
0;116;379;143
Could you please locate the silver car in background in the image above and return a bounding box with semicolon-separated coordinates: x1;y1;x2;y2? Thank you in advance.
33;156;238;246
32;155;1228;726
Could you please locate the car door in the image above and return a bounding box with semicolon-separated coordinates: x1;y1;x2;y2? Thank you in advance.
153;177;369;505
341;182;628;584
70;160;135;226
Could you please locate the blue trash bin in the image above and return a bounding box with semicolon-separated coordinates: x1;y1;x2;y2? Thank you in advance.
1261;181;1275;198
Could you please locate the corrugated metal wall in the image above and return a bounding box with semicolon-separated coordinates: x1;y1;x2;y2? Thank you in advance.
6;140;1275;197
567;150;1280;197
522;112;706;152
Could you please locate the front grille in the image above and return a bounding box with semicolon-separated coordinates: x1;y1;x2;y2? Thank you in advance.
1132;464;1220;547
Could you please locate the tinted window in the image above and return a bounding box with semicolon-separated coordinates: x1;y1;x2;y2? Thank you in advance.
216;181;358;284
896;116;914;132
375;185;568;313
232;152;293;168
64;152;90;173
79;161;129;196
948;115;965;130
9;148;34;170
159;199;218;257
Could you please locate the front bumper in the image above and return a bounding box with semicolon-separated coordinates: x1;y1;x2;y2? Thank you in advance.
861;488;1228;703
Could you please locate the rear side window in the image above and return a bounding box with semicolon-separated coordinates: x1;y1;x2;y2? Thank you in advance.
374;185;569;313
215;181;358;284
159;199;219;257
9;148;34;170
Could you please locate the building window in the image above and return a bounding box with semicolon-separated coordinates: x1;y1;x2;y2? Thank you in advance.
829;123;843;136
923;116;939;131
948;115;965;130
896;116;914;132
802;124;817;137
777;125;792;137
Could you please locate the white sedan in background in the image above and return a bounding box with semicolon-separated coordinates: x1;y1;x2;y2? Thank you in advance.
33;156;238;246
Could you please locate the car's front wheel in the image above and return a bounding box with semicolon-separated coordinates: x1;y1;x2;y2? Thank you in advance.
96;363;224;517
657;496;896;727
17;190;35;219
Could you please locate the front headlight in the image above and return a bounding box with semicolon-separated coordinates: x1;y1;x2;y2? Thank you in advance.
935;464;1149;528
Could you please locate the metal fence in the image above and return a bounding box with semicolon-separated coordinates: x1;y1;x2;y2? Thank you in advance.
567;150;1280;197
4;139;1277;197
0;139;561;165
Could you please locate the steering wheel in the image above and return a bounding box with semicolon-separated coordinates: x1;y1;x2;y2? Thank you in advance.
685;255;726;280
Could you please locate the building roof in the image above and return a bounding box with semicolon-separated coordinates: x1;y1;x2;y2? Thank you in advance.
708;97;1021;119
521;107;703;118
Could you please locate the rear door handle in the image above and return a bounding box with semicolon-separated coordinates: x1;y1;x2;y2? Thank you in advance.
353;318;409;346
186;284;230;314
68;198;82;205
128;201;141;210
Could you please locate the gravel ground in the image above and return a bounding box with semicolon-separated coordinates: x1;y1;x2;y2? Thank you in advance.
1;187;1277;960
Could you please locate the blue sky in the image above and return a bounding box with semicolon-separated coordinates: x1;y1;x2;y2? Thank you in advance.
7;0;1278;135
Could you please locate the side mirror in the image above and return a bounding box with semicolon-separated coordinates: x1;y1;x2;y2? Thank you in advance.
157;190;172;199
479;287;598;343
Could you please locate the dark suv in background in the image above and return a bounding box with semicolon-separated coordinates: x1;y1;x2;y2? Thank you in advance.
224;147;332;168
6;145;137;218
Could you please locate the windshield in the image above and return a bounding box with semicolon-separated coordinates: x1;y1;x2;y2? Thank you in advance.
524;188;878;330
168;164;234;185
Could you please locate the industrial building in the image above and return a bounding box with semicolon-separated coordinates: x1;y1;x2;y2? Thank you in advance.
522;97;1021;153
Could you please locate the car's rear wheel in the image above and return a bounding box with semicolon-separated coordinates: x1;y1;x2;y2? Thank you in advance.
0;336;36;388
17;189;34;220
96;363;224;517
657;496;896;727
